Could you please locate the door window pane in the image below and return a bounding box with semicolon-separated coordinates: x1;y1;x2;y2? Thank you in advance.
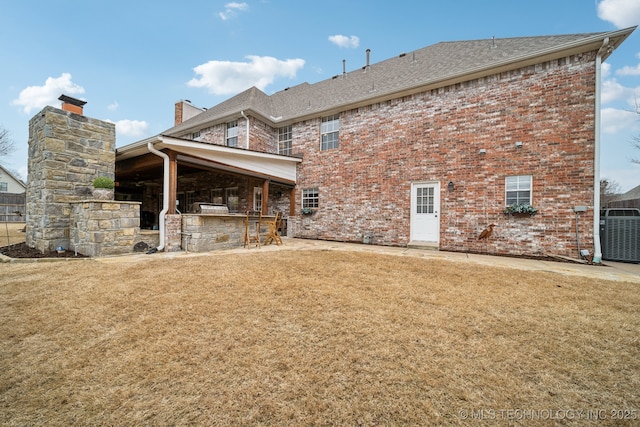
416;187;434;214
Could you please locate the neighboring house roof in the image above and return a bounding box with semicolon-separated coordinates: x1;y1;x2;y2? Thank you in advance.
0;164;26;193
164;27;635;137
615;184;640;202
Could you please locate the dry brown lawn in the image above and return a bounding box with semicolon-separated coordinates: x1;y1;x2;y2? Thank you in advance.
1;222;25;246
1;227;639;425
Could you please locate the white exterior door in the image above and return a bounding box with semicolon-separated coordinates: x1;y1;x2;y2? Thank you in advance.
410;182;440;244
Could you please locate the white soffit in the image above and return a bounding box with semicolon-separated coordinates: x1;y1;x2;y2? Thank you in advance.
157;136;300;183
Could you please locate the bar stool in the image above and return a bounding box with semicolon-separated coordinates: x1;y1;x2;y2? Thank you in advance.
243;210;261;249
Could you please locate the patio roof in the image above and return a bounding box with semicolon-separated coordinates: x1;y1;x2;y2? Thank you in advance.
116;135;301;185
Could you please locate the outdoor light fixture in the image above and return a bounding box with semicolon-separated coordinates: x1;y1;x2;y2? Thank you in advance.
515;141;523;148
479;148;486;154
448;181;455;192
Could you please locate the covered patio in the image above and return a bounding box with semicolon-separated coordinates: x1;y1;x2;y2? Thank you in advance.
115;135;301;251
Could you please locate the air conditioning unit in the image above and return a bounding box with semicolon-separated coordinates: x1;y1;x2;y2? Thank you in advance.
600;208;640;263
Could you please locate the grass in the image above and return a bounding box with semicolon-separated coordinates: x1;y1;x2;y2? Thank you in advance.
1;230;639;425
1;222;24;246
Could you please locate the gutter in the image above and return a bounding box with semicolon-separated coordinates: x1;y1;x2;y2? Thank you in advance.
240;110;250;149
592;37;610;264
147;140;170;252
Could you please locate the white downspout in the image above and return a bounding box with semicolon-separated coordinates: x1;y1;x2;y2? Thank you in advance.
593;37;609;263
148;140;169;252
240;110;250;149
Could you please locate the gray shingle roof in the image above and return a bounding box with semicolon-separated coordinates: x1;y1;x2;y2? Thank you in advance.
616;184;640;201
164;28;635;136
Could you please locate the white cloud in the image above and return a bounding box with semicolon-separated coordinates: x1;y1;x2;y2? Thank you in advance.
107;101;119;111
601;76;640;106
219;2;248;20
187;55;305;95
602;62;611;78
597;0;640;28
602;78;630;103
328;35;360;49
11;73;85;114
601;107;639;134
106;119;149;137
617;64;640;76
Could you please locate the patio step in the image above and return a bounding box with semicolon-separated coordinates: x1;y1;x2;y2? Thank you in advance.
407;241;439;250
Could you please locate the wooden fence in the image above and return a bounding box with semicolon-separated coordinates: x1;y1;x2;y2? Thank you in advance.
0;193;26;222
607;199;640;210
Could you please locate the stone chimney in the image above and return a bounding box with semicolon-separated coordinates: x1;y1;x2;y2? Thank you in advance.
26;101;115;253
58;94;87;115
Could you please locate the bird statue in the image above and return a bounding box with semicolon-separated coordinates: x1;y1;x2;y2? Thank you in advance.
478;224;496;240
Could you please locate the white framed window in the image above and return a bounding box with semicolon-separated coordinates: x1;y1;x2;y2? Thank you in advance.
211;188;223;204
226;121;238;147
320;114;339;150
506;175;532;206
0;182;7;192
185;191;195;208
302;188;319;209
278;125;292;155
226;187;239;213
253;187;263;211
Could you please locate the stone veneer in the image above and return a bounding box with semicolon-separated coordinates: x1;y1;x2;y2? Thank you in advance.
70;201;140;257
181;214;272;252
26;105;115;252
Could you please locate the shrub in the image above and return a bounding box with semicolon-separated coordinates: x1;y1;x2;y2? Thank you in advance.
93;176;114;189
503;203;538;216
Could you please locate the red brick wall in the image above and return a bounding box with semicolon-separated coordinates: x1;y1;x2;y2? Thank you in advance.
249;117;277;153
198;116;276;153
200;123;226;145
291;52;597;257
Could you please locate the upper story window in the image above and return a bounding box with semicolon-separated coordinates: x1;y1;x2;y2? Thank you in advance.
190;130;201;140
226;121;238;147
320;114;339;150
278;125;292;156
0;182;7;192
505;175;532;206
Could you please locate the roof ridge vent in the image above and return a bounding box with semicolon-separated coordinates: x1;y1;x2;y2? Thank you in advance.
491;36;497;49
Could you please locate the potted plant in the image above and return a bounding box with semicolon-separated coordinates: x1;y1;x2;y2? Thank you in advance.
503;203;538;217
301;207;314;216
92;176;115;200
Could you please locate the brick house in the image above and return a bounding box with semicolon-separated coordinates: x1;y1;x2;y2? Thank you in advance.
116;27;635;260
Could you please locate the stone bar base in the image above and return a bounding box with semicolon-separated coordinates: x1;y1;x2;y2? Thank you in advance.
181;214;274;252
70;200;140;257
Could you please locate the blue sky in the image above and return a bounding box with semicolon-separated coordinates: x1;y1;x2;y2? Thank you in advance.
1;0;639;191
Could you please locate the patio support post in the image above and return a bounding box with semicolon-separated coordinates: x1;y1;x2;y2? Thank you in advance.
262;180;269;213
168;151;178;214
289;188;296;216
